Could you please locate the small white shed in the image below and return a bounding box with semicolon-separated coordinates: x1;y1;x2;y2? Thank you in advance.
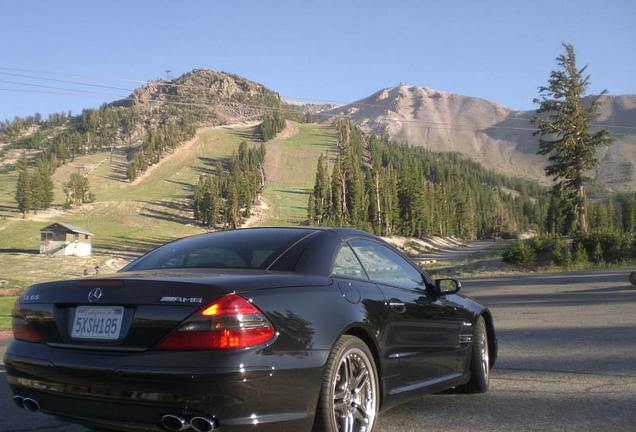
40;222;93;257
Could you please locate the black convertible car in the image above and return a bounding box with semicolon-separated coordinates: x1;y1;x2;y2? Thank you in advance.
5;227;496;432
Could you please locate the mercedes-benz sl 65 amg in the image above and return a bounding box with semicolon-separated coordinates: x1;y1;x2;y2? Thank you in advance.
5;227;497;432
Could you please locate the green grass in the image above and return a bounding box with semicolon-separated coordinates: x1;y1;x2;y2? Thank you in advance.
0;296;17;331
261;183;312;226
0;123;337;291
256;124;335;227
0;170;19;219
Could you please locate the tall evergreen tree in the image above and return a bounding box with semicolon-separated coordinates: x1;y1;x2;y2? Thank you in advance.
531;43;614;232
309;153;330;225
30;168;44;213
15;152;32;218
226;182;239;229
35;159;54;210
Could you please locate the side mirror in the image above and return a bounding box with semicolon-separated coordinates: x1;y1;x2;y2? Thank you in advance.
435;278;461;296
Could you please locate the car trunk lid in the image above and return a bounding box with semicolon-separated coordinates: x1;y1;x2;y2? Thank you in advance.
14;270;330;351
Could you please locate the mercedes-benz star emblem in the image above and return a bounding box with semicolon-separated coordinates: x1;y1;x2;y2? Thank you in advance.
88;287;103;303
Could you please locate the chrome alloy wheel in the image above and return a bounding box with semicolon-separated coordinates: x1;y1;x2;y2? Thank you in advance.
331;347;377;432
479;327;489;383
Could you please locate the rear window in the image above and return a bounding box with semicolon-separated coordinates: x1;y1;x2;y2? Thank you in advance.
122;229;315;271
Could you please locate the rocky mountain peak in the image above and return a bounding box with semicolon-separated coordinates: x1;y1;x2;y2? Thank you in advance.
319;85;636;192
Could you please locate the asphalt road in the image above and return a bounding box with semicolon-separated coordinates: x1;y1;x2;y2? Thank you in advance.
1;269;635;432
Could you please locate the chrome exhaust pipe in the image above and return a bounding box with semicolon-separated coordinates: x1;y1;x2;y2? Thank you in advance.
13;395;25;409
159;414;190;431
22;397;40;412
190;416;218;432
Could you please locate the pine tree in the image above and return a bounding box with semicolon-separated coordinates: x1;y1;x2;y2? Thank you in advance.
64;173;91;206
79;109;99;149
226;182;239;229
30;169;43;213
381;165;399;235
15;152;32;218
126;163;137;181
202;176;219;227
307;196;316;224
330;158;343;225
258;113;286;141
36;159;54;210
531;43;614;232
310;153;330;224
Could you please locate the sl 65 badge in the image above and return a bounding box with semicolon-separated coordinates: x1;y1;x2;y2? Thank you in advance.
160;296;202;304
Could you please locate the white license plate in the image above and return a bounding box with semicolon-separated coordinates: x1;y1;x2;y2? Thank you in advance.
71;306;124;340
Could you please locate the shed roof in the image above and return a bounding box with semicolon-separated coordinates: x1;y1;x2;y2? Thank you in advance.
41;222;93;236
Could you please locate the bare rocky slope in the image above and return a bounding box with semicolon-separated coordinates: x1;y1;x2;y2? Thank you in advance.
318;85;636;192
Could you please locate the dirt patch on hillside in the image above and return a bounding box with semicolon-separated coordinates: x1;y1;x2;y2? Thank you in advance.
276;121;300;140
241;197;271;228
384;235;466;254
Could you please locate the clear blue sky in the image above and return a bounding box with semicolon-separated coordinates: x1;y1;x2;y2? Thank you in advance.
1;0;635;121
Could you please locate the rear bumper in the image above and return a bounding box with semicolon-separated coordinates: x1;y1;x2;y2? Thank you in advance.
5;340;328;432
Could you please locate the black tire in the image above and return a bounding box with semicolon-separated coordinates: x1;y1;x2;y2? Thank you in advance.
629;271;636;286
457;316;490;394
313;335;379;432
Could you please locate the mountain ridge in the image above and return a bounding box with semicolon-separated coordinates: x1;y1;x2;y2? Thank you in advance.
318;84;636;192
2;70;635;191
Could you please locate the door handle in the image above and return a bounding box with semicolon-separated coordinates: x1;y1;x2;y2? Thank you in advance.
388;299;406;313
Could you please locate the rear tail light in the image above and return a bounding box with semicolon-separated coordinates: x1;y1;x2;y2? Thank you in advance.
11;298;44;343
153;294;275;350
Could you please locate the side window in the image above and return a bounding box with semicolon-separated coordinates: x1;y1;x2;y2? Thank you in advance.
332;244;367;279
349;239;425;289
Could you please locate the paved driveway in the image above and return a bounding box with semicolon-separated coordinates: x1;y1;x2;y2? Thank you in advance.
375;269;636;432
1;269;635;431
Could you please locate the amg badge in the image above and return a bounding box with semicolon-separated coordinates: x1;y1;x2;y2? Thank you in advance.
160;296;203;304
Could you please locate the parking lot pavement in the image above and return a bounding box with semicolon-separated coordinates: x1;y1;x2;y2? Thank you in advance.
2;269;635;431
375;269;636;432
